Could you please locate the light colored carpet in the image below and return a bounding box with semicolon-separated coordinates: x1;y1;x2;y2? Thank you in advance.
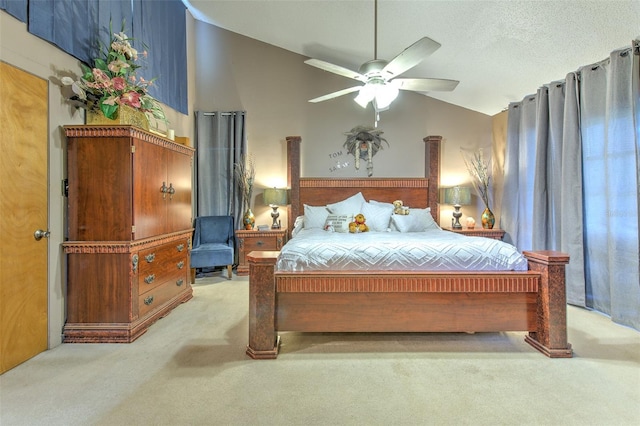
1;272;639;426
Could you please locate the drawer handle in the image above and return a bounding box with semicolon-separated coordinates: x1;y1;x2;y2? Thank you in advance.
145;253;155;263
176;244;185;252
256;240;264;246
177;261;185;269
176;279;184;287
144;295;154;306
144;274;155;284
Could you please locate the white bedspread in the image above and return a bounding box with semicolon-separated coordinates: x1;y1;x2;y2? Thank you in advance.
275;228;529;272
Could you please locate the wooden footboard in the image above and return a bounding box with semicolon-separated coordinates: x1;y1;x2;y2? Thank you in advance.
246;250;572;359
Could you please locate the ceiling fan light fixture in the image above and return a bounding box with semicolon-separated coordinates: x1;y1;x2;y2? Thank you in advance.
374;84;399;109
354;83;376;108
354;81;399;110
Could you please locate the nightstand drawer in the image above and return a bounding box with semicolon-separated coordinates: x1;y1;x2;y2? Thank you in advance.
244;235;279;252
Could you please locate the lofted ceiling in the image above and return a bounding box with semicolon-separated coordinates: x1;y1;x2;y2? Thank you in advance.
184;0;640;116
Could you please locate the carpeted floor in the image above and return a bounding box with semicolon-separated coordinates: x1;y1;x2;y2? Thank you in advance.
1;272;639;426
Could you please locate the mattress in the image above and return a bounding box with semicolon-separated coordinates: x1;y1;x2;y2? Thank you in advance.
275;228;529;272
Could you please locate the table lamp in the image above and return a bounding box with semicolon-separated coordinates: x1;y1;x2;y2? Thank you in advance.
263;187;288;229
441;186;471;229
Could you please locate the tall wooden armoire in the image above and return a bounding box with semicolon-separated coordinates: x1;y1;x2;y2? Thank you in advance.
63;125;194;342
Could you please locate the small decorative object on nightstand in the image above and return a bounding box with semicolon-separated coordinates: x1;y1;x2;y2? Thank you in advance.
263;187;289;229
447;227;505;240
441;186;471;229
236;229;288;276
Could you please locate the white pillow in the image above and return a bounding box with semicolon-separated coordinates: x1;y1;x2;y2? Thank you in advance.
326;192;366;215
292;215;304;237
304;204;329;229
369;199;394;210
361;202;393;232
324;214;352;233
391;208;440;232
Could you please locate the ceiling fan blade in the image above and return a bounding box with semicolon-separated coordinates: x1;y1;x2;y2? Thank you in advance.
309;86;363;103
382;37;441;77
393;78;459;92
304;59;366;82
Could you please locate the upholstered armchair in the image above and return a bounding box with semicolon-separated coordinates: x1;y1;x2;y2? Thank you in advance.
190;216;235;282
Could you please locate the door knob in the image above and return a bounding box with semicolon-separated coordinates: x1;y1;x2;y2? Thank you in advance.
34;229;50;241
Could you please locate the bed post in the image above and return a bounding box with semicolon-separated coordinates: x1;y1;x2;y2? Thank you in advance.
246;251;280;359
424;135;441;224
287;136;301;239
523;250;573;358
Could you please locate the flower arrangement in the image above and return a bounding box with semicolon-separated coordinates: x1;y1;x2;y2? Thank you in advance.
461;148;491;209
61;20;166;126
233;154;256;211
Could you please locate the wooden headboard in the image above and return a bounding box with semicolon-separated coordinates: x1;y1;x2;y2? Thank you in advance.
286;136;442;237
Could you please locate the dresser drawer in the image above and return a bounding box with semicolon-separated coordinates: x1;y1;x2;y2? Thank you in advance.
138;274;188;317
139;267;187;295
138;240;188;276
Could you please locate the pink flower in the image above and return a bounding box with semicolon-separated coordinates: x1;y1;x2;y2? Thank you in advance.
108;59;130;74
112;77;126;91
120;91;142;108
92;68;110;84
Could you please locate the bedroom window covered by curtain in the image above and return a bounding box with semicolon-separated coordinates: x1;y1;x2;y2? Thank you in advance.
194;111;247;229
501;41;640;331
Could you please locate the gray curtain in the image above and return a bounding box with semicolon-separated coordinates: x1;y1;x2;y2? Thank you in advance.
194;111;247;230
502;42;640;330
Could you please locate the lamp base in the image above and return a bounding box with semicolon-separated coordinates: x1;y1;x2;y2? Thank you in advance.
452;204;463;229
270;205;281;229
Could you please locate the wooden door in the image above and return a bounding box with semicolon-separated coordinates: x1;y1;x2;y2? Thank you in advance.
166;149;193;233
0;62;49;373
133;138;167;239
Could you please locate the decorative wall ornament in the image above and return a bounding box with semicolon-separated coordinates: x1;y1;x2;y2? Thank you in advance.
343;126;389;177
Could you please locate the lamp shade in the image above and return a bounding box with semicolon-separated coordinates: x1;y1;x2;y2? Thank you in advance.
441;186;471;206
263;188;288;206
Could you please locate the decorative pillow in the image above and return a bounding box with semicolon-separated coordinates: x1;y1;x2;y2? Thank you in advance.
391;208;440;232
326;192;366;215
361;202;393;232
324;214;352;233
304;204;329;229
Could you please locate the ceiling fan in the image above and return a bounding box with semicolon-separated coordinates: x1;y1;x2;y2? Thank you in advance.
305;0;459;113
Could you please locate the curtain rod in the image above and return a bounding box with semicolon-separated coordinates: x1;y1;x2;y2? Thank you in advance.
202;111;246;116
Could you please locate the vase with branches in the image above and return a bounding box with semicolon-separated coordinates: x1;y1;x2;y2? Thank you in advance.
234;154;256;229
461;148;495;229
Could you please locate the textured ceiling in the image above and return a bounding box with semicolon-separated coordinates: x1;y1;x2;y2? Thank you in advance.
184;0;640;116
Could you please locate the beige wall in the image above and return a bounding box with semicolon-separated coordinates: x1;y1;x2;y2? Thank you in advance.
192;18;496;230
1;9;502;349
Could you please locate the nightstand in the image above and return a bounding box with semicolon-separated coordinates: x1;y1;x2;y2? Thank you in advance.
446;228;505;240
236;229;288;276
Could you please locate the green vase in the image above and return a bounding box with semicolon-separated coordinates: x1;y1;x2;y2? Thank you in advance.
243;208;255;230
481;207;495;229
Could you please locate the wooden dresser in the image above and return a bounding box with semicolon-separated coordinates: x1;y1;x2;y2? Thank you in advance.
62;125;195;343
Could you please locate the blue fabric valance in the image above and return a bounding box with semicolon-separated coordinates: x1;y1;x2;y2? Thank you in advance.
1;0;187;115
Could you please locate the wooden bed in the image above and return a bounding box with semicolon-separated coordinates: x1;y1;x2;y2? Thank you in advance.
246;136;572;359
